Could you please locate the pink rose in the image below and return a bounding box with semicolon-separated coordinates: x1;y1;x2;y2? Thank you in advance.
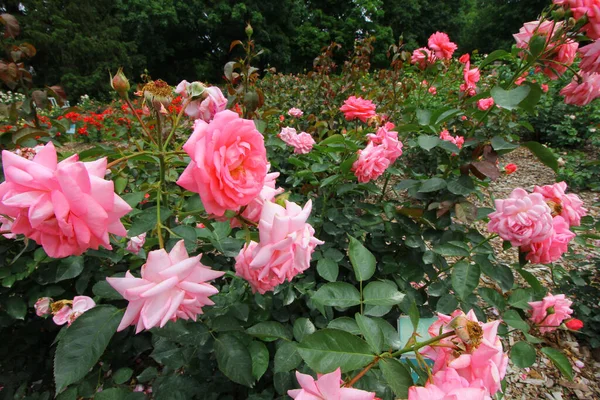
126;232;146;254
35;297;53;316
428;32;458;60
528;293;573;333
288;368;376;400
278;127;297;144
439;129;464;153
0;142;131;258
366;124;403;163
52;296;96;326
230;167;284;228
459;53;471;64
0;215;15;239
460;62;480;96
533;182;587;226
523;216;575;264
429;86;438;95
177;110;268;217
560;72;600;105
541;83;549;93
53;305;71;326
339;96;377;122
234;200;323;293
288;107;304;117
560;0;600;39
292;132;316;154
175;81;227;122
411;47;436;69
408;368;491;400
487;188;554;247
352;142;390;183
107;240;224;333
477;98;495;111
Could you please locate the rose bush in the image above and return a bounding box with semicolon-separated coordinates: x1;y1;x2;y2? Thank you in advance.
0;4;599;399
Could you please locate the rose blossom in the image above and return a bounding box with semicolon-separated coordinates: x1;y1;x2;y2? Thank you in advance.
558;0;600;39
0;215;15;239
439;130;465;151
411;47;436;69
477;98;495;111
291;132;316;154
528;293;573;333
288;368;376;400
541;83;549;92
35;297;53;316
234;200;323;293
0;142;131;258
175;81;227;122
408;368;491;400
560;72;600;105
52;296;96;326
504;163;517;174
487;188;554;247
107;240;224;333
339;96;377;122
460;62;480;96
580;40;600;73
565;318;584;331
429;86;437;95
459;53;471;64
366;123;404;163
288;107;304;117
523;216;575;264
177;110;268;217
278;126;297;144
428;32;458;60
533;182;587;226
126;232;146;254
352;142;390;183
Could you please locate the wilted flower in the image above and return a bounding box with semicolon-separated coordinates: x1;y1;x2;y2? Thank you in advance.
52;296;96;326
126;233;147;255
35;297;53;316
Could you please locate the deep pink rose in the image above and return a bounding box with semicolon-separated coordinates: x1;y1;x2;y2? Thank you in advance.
428;32;458;60
177;110;268;217
533;182;587;226
234;200;323;293
579;40;600;74
52;305;71;326
340;96;377;122
487;188;554;247
288;107;304;117
439;130;464;153
560;72;600;105
460;62;480;96
366;124;403;164
0;142;131;258
126;232;146;254
528;293;573;333
523;216;575;264
459;53;471;64
411;47;436;69
288;368;376;400
477;98;495;111
35;297;52;316
408;368;491;400
352;142;390;183
230;167;284;228
107;240;224;333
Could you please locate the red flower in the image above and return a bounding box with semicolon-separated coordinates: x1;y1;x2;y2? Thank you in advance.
505;163;518;174
565;318;584;331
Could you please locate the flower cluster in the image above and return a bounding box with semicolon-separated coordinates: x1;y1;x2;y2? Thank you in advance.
439;129;464;153
487;183;585;264
352;121;404;183
35;296;96;326
411;32;458;69
278;126;316;154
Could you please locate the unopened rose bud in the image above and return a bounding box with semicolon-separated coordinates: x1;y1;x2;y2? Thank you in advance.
110;68;130;98
565;318;583;331
245;23;253;38
34;297;53;316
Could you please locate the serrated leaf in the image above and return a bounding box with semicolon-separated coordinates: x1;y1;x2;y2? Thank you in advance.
246;321;292;342
355;314;384;353
491;85;530;110
478;287;506;310
348;236;376;282
112;367;133;384
293;318;316;342
418;178;447;193
317;258;338;282
363;281;405;306
511;341;537;368
417;135;439;151
541;347;573;381
214;334;255;387
313;282;361;308
274;342;302;373
503;309;530;332
249;341;269;380
5;296;26;319
452;261;480;299
433;243;469;257
508;289;532;309
379;358;413;398
522;142;558;172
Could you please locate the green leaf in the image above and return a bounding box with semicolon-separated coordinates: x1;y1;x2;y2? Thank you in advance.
297;329;374;373
408;300;420;331
247;321;292;342
433;243;469;257
491;136;519;151
92;280;123;300
363;281;405;306
417;135;439;151
447;175;475;196
5;296;26;319
452;261;480;299
128;207;172;237
522;142;558;172
479;50;511;69
478;287;506;310
541;347;573;381
113;367;133;384
328;317;360;335
95;388;145;400
418;178;447;193
293;318;316;342
214;334;255;387
436;294;459;314
274;342;302;374
355;314;384;354
55;256;84;282
347;236;376;282
317;258;339;282
503;309;530;332
511;341;537;368
313;282;361;308
508;289;533;310
517;268;548;299
54;305;122;393
114;176;127;194
476;256;514;292
491;85;530;110
523;332;544;344
249;341;269;381
379;358;413;398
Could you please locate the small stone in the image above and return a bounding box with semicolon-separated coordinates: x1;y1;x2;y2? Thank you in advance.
524;379;545;386
546;378;554;388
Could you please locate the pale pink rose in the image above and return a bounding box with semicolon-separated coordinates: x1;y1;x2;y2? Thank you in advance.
523;216;575;264
580;40;600;74
366;123;403;163
175;81;227;122
339;96;377;122
288;368;376;400
288;107;304;117
533;182;587;226
68;296;96;323
177;110;268;217
528;293;573;333
420;310;508;397
560;72;600;105
352;142;390;183
291;132;316;154
230;167;284;229
487;188;554;247
278;127;297;144
411;47;436;69
107;240;224;333
0;215;15;239
408;368;491;400
460;62;480;96
0;142;131;258
126;232;147;254
429;86;438;95
477;98;495;111
34;297;52;316
235;200;323;293
53;305;71;325
428;32;458;60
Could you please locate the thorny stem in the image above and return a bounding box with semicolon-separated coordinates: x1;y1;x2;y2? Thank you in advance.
344;357;380;388
124;97;157;146
107;151;150;169
164;97;193;150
